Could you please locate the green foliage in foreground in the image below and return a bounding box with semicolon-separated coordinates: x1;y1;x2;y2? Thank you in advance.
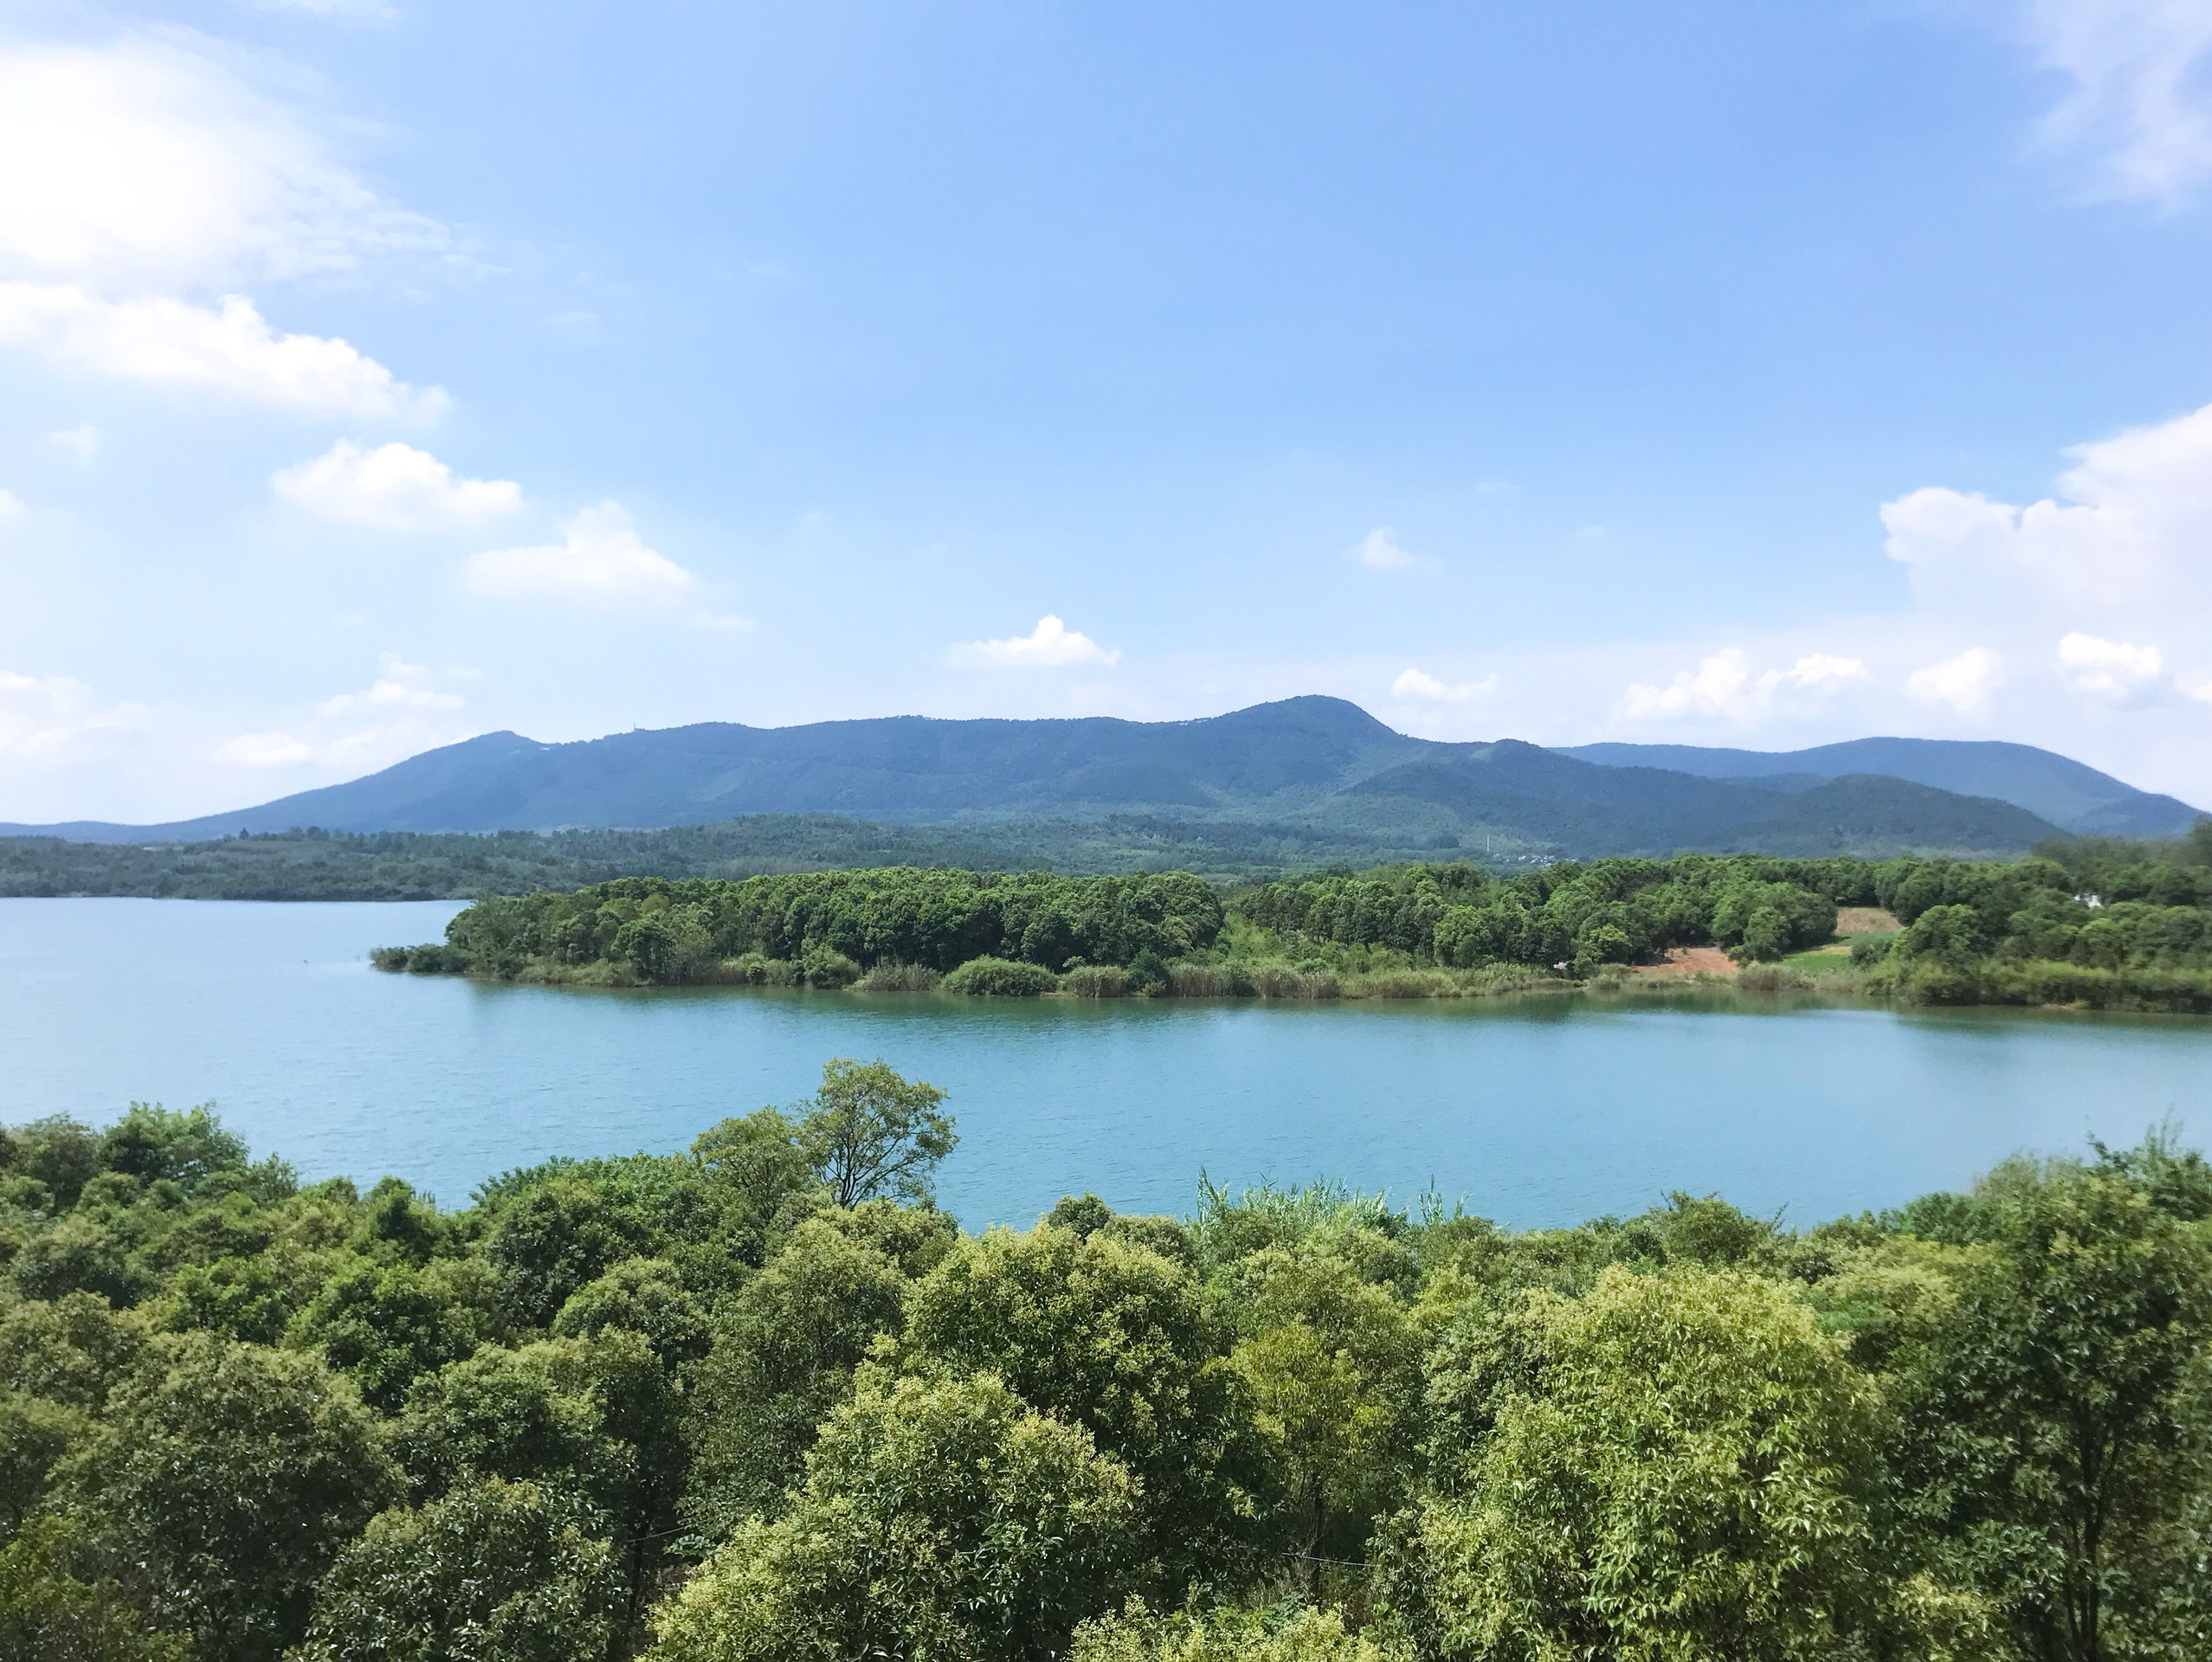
7;1073;2212;1662
382;830;2212;1010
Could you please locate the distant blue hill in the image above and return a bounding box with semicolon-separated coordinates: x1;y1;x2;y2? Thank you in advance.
3;696;2177;859
1553;737;2203;838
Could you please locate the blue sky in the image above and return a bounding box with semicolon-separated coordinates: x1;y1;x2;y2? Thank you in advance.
4;0;2212;821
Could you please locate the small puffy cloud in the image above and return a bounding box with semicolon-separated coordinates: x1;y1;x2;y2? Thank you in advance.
315;657;468;717
0;285;442;415
1775;652;1868;690
49;423;97;464
1622;648;1868;723
1392;667;1497;703
0;36;442;291
0;489;23;525
1622;648;1755;721
2058;630;2164;697
214;731;316;768
949;615;1120;669
1906;647;2006;715
464;502;700;604
274;441;519;529
1355;527;1416;570
2022;0;2212;203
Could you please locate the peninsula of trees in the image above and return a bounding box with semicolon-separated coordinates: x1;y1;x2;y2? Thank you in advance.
3;1079;2209;1662
378;829;2212;1011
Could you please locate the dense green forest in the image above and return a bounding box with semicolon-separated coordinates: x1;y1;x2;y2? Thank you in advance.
4;1077;2211;1661
378;824;2212;1011
0;818;1474;900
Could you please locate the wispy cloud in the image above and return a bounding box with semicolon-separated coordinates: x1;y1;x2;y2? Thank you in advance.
0;35;444;290
2021;0;2212;202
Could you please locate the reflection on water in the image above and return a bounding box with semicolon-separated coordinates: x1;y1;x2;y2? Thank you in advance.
3;898;2209;1228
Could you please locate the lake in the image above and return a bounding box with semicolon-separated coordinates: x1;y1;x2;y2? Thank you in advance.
3;897;2209;1228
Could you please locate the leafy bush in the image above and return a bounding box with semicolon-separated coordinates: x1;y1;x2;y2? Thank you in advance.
943;957;1061;996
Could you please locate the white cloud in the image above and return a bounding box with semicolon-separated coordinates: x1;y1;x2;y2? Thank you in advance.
1907;647;2005;715
0;284;442;415
315;657;468;717
1881;401;2212;610
2022;0;2212;202
1880;402;2212;684
253;0;399;21
1773;652;1868;690
949;615;1121;669
464;503;700;603
1355;527;1416;570
274;441;519;529
0;36;442;291
1619;647;1870;724
214;731;316;768
0;671;144;762
2058;629;2165;697
0;489;23;525
1622;648;1755;721
49;422;98;464
1392;667;1497;703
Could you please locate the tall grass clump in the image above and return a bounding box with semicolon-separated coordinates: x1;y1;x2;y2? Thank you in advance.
1245;962;1342;999
1166;962;1237;997
1061;965;1129;997
856;961;943;992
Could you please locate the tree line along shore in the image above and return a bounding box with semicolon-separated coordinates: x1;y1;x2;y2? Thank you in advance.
3;1075;2210;1661
376;828;2212;1012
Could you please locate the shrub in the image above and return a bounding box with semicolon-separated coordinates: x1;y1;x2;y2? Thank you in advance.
797;946;862;989
944;957;1061;996
719;953;798;987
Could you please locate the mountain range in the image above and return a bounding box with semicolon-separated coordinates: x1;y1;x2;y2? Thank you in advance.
5;697;2199;860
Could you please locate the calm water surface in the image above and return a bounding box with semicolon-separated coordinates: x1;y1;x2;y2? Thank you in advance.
3;898;2209;1227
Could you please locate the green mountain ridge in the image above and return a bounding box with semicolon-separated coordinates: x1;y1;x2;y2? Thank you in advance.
1;697;2189;863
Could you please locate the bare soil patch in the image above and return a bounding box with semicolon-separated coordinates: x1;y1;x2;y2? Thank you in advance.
1635;945;1738;977
1835;906;1901;935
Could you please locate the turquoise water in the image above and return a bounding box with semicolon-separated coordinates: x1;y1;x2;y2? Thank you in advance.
3;898;2209;1228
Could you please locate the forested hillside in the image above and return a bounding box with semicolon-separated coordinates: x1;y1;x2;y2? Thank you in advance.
381;828;2212;1011
0;817;1477;900
4;1083;2210;1661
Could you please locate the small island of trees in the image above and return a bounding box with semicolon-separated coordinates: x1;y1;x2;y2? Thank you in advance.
4;1070;2211;1661
377;828;2212;1012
